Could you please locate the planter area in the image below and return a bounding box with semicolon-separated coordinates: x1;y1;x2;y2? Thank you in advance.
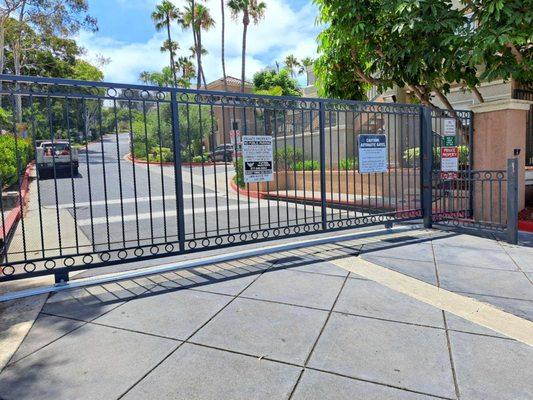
125;153;229;167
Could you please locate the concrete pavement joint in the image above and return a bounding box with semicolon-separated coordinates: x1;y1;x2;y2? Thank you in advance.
431;241;461;400
330;256;533;346
115;258;280;399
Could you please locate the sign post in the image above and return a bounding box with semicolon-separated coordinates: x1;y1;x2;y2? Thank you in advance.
358;134;388;174
242;135;273;183
440;118;458;179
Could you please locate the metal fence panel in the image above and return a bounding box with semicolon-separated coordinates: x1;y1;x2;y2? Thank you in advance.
0;74;516;283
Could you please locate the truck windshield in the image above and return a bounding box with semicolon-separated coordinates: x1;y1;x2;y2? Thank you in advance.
43;143;70;156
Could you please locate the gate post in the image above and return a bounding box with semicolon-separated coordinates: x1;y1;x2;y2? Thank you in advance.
507;158;519;244
420;107;433;228
318;101;327;230
171;91;186;252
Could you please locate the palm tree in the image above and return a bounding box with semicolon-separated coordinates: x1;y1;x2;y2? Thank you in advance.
220;0;227;91
284;54;300;78
139;71;152;84
227;0;266;92
189;45;208;87
181;2;215;89
176;56;195;88
152;1;179;87
300;57;314;85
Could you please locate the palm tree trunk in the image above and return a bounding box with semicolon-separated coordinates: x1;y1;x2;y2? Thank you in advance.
197;30;207;89
191;0;202;90
221;0;227;92
240;21;248;93
165;16;177;87
0;20;6;108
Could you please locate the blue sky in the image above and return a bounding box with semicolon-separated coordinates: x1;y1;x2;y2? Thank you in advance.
81;0;320;85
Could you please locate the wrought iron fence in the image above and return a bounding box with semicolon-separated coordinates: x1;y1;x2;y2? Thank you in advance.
0;75;429;282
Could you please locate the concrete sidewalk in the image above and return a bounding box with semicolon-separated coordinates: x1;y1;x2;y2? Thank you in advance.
0;228;532;399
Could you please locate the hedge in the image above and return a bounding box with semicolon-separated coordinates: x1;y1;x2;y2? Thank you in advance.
0;134;33;187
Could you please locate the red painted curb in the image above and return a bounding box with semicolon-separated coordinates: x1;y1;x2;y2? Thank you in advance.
125;153;228;167
229;179;266;200
518;220;533;232
0;162;34;243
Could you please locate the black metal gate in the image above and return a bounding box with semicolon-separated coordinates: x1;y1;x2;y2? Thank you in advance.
0;75;514;284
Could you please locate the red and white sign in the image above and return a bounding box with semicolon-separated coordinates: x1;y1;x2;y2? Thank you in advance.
440;146;458;179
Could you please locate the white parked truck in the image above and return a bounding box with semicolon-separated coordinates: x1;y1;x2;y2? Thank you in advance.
36;140;79;178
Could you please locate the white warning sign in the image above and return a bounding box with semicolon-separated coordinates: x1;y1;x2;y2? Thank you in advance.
242;135;273;183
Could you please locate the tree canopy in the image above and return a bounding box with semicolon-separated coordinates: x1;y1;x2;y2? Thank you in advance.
253;69;301;96
467;0;532;84
314;0;532;107
2;16;102;80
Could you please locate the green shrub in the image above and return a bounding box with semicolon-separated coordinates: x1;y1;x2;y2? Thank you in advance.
181;150;191;162
274;146;304;171
233;158;245;188
293;160;320;171
192;155;204;163
0;134;33;187
339;158;358;171
403;145;469;167
145;147;174;163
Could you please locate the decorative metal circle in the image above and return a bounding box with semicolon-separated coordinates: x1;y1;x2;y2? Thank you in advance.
273;229;280;237
64;257;75;267
100;252;111;262
156;91;166;101
262;230;270;238
496;171;505;180
2;265;15;275
313;223;320;231
346;219;353;226
24;262;36;272
134;248;144;257
140;90;150;100
293;226;301;234
283;227;290;235
251;232;259;240
363;217;369;224
106;88;118;98
337;221;343;227
165;243;175;253
239;233;247;241
122;88;134;99
370;216;377;223
201;238;210;247
117;251;128;260
150;246;159;255
189;240;197;249
328;222;335;229
44;260;56;270
484;172;492;180
228;234;235;243
214;237;223;245
83;255;94;264
304;224;310;232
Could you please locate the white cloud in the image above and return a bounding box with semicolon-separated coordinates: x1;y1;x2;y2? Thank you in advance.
78;0;320;85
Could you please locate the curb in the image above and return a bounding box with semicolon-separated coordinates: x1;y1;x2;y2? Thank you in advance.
0;162;34;245
518;220;533;232
229;179;267;200
124;153;230;168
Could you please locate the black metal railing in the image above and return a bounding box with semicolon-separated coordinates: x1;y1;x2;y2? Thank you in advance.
0;74;518;283
0;74;428;282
